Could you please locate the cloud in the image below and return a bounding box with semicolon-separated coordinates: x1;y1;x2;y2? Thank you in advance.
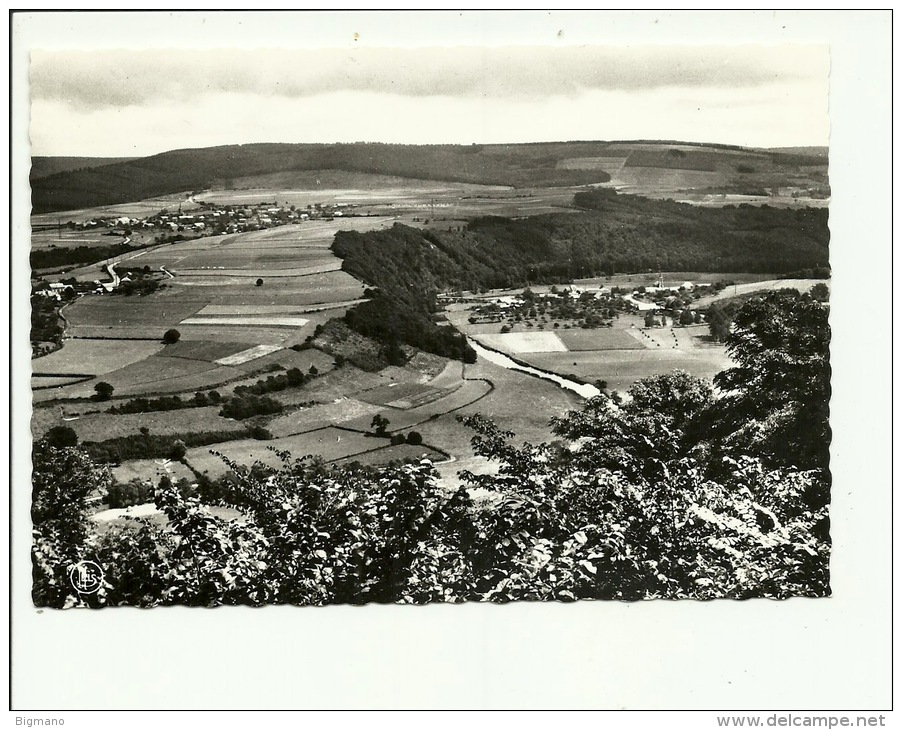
31;45;828;110
29;75;828;158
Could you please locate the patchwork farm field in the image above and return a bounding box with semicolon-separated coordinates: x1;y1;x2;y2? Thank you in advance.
272;367;388;405
230;347;336;375
38;355;245;400
32;375;90;389
473;328;648;354
185;427;380;479
333;444;446;468
474;332;568;354
33;406;248;443
692;278;830;306
64;294;204;332
33;186;508;482
168;271;366;305
196;174;512;209
193;304;335;317
414;356;587;489
31;339;164;375
155;340;253;363
518;348;733;394
183;349;568;486
111;458;195;486
357;382;450;409
32;164;810;495
163;245;336;270
31;228;121;251
337;379;493;433
555;328;645;351
180;315;311;327
267;398;382;438
47;218;375;402
457;301;735;395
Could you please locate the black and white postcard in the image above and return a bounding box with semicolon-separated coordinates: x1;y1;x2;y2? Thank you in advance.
10;9;892;714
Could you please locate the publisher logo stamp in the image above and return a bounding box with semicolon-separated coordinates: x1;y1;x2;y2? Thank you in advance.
68;561;104;594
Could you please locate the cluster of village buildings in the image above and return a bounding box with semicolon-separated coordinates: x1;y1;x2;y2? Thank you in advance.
457;278;710;329
69;200;357;236
35;201;361;302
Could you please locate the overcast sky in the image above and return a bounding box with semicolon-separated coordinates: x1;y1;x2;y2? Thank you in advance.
29;45;829;157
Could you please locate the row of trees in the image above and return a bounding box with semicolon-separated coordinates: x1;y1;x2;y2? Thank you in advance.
30;239;142;270
32;291;830;607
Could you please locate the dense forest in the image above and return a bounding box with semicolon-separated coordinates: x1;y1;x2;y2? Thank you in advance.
33;290;831;607
30;156;138;181
335;190;828;297
332;225;478;362
330;190;828;361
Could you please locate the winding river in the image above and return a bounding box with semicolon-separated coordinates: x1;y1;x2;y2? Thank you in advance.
467;338;601;400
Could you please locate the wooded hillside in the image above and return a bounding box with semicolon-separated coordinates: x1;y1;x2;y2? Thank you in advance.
31;142;613;213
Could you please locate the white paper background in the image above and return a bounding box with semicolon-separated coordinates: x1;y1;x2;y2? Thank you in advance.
9;9;893;711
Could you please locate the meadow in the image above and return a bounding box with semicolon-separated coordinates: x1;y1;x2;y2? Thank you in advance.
110;458;195;486
32;405;248;443
31;228;120;251
31;339;164;375
185;427;381;479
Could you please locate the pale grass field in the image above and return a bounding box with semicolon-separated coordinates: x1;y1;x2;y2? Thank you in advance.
31;339;164;375
474;331;568;354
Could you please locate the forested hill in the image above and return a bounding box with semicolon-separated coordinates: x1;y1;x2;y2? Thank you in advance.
30;156;139;181
328;191;827;361
334;190;829;300
30;142;612;213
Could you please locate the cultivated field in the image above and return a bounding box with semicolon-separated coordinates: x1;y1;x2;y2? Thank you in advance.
458;301;735;395
356;382;451;409
333;444;446;468
415;355;586;489
475;332;568;354
64;294;204;333
555;328;645;351
110;458;195;486
30;192;201;228
336;379;493;433
186;427;381;479
32;375;90;389
519;347;733;394
266;398;382;438
156;340;252;363
31;339;164;376
231;347;336;375
180;315;311;327
33;406;248;443
36;215;381;408
692;278;830;306
36;355;245;400
31;228;122;251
